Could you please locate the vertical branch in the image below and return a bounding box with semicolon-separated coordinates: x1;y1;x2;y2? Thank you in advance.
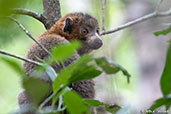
155;0;164;11
102;0;106;31
42;0;61;29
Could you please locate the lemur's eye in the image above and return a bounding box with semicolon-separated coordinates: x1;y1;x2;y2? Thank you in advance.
81;29;88;36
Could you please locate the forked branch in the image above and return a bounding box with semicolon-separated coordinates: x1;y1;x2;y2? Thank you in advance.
12;8;50;29
12;0;62;29
100;9;171;36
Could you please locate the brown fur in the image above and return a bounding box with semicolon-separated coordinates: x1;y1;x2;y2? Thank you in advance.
18;12;102;114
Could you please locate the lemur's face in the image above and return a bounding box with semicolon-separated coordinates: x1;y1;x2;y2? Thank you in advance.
62;13;103;54
79;18;102;50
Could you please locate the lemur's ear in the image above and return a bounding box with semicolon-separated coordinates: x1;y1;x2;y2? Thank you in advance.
63;17;73;34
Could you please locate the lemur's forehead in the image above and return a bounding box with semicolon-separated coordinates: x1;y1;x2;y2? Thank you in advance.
82;16;99;28
66;12;99;28
81;14;99;28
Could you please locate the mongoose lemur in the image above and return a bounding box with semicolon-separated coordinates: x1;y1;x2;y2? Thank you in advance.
18;12;103;114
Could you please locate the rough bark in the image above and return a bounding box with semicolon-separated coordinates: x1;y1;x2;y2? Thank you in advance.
43;0;61;29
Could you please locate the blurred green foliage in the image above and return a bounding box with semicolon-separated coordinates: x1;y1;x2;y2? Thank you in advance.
0;57;25;77
0;0;27;17
0;1;44;113
23;78;51;108
0;41;130;113
0;0;28;45
0;0;42;16
0;19;20;47
0;0;43;46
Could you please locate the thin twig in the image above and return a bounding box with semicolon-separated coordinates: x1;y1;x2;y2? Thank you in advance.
8;17;51;56
39;92;57;109
39;85;67;109
12;8;50;29
102;0;106;31
0;50;41;66
100;10;171;36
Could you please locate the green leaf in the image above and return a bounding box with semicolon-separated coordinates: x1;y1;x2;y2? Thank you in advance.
49;41;81;64
154;27;171;36
149;44;171;111
150;96;171;111
95;57;120;74
64;91;91;114
95;57;131;83
53;55;93;93
0;57;25;77
23;77;51;107
53;55;131;95
52;87;71;109
160;44;171;96
150;98;165;111
83;99;104;107
53;68;71;93
69;65;102;83
52;55;99;105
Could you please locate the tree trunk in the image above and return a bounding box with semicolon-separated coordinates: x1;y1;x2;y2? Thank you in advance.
42;0;61;29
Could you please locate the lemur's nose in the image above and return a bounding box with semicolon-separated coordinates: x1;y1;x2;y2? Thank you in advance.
86;33;103;49
94;38;103;49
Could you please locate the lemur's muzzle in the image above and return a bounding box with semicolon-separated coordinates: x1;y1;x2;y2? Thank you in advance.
87;33;103;49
